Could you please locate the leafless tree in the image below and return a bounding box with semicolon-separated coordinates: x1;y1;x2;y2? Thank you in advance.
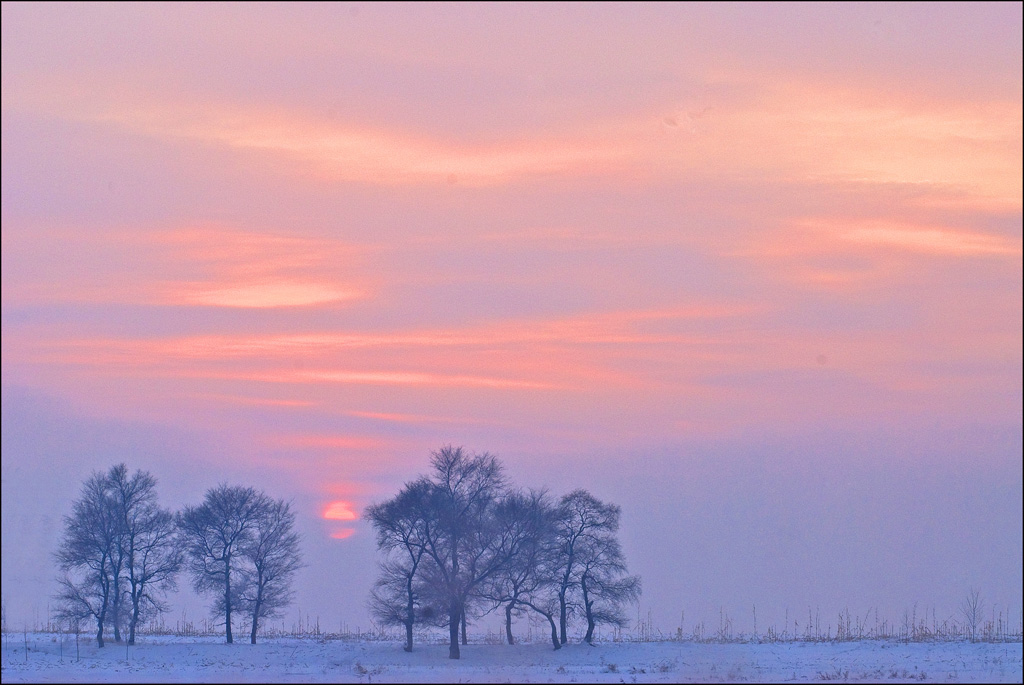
365;479;432;651
178;484;268;643
577;535;641;644
476;489;562;649
54;470;120;647
415;446;520;659
55;465;180;646
107;464;182;644
552;489;623;645
960;588;985;642
368;559;423;639
238;498;303;644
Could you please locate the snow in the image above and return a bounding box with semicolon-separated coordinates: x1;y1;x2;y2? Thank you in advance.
2;633;1021;683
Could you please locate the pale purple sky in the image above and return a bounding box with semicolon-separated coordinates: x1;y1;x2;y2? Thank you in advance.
2;2;1021;637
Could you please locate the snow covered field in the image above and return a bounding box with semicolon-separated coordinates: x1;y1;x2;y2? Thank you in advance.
1;633;1021;683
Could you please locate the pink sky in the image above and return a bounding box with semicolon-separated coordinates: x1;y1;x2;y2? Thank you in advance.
2;3;1021;637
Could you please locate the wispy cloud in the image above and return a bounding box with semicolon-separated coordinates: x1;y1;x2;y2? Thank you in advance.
1;224;368;309
841;225;1022;256
151;225;368;308
4;84;631;187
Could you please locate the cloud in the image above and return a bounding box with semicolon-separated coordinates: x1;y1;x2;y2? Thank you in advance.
841;225;1022;257
329;528;356;540
152;225;368;308
1;223;368;309
171;281;360;309
4;84;632;187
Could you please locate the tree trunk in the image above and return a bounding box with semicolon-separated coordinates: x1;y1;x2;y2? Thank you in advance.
523;603;561;651
224;560;233;644
558;551;574;646
128;597;140;645
505;604;515;645
582;577;595;645
558;590;568;645
584;605;595;645
448;536;461;659
460;607;468;645
97;570;109;648
251;571;266;644
111;573;122;643
404;581;415;652
547;613;561;650
250;600;260;644
448;601;461;659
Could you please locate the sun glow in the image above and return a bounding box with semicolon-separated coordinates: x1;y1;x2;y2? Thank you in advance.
323;501;358;521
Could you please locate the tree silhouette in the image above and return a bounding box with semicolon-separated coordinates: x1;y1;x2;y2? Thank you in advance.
178;484;267;644
238;498;303;644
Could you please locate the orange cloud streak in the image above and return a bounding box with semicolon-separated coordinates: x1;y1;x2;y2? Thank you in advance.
1;224;369;309
638;78;1022;208
152;225;367;308
9;90;630;186
841;224;1022;257
330;528;356;540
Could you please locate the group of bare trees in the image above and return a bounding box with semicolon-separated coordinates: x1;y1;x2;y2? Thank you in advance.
365;446;641;659
54;465;181;647
178;484;302;644
57;450;634;656
54;465;302;646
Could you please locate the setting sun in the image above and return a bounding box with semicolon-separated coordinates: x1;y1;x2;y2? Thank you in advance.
323;501;358;521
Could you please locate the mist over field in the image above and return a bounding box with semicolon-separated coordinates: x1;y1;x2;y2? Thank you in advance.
2;2;1021;672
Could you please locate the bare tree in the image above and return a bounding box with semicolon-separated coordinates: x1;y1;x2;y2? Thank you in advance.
365;479;432;651
366;451;641;654
54;470;119;647
106;464;182;644
368;560;420;640
415;445;519;659
960;588;985;642
514;588;563;651
178;484;268;643
477;489;561;649
577;535;641;644
552;489;621;645
124;507;181;644
238;498;303;644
